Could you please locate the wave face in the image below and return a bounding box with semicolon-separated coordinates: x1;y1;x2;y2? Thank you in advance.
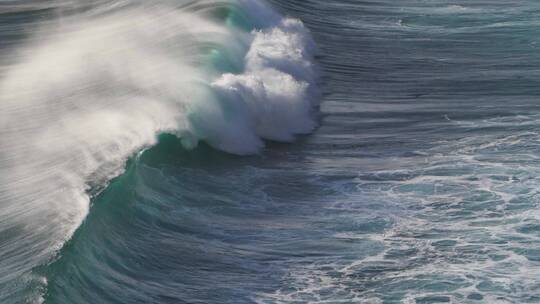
0;1;318;302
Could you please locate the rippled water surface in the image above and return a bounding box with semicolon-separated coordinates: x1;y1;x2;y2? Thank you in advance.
2;0;540;303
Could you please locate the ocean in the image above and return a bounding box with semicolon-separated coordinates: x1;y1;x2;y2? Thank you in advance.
1;0;540;303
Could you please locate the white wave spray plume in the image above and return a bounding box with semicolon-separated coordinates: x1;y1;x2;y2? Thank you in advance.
0;0;318;301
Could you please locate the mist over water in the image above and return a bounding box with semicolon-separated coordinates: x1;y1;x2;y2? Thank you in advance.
2;0;540;303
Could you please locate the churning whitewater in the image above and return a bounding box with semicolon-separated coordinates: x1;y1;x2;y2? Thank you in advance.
0;1;318;302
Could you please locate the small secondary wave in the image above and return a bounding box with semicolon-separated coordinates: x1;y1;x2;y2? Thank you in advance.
0;0;318;301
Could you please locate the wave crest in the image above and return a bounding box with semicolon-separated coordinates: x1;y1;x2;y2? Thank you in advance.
0;1;318;301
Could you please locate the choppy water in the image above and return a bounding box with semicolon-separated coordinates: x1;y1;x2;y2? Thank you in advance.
2;0;540;303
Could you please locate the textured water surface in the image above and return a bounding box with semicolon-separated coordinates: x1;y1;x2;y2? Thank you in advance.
1;0;540;303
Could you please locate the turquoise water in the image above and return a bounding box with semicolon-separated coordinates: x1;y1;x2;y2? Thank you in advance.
2;0;540;303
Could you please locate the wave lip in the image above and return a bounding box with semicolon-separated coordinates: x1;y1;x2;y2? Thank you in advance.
0;1;319;302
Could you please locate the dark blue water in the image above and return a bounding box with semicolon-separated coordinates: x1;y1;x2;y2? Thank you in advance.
2;1;540;303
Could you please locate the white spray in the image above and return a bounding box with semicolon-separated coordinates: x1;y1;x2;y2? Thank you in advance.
0;0;318;300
